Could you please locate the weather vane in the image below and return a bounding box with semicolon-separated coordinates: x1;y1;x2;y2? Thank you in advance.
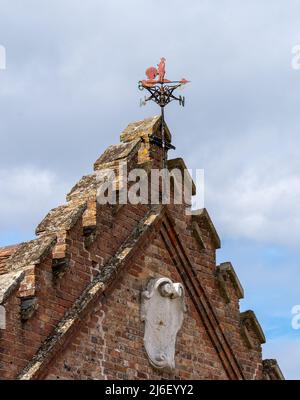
138;57;190;168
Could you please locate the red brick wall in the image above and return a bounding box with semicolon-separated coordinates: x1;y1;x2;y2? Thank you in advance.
0;202;264;380
44;232;228;380
0;203;149;379
40;204;263;380
0;197;265;381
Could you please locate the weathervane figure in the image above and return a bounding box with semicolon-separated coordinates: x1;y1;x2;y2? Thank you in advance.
157;57;166;82
138;58;189;170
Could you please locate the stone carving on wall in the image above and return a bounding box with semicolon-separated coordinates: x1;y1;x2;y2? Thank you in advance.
141;277;186;370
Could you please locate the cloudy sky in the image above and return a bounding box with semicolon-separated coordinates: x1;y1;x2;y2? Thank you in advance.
1;0;300;379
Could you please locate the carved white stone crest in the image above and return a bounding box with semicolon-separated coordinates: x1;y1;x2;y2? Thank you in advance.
141;277;186;370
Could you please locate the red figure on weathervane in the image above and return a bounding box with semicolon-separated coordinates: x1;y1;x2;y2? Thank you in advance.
158;57;166;82
140;57;189;88
144;58;167;85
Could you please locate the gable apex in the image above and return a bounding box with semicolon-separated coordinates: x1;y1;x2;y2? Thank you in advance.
120;115;172;144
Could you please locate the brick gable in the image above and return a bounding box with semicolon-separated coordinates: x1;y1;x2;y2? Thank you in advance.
0;116;284;380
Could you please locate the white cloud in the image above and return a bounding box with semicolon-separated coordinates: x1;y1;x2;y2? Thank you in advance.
0;167;68;239
206;167;300;247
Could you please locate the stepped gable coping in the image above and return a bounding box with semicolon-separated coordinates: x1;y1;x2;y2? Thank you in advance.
240;310;266;345
4;235;56;274
0;270;25;304
120;115;171;144
216;262;244;300
0;244;21;275
191;208;221;249
263;359;285;380
36;202;87;236
167;158;196;196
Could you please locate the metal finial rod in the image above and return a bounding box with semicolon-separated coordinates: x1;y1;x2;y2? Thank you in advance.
161;104;166;169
